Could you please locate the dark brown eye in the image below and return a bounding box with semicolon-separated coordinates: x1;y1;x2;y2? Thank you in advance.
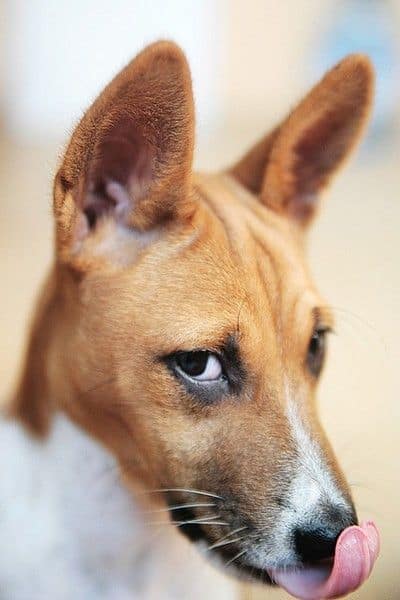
175;351;222;381
307;329;327;377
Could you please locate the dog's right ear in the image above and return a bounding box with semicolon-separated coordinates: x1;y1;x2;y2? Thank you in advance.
54;41;194;270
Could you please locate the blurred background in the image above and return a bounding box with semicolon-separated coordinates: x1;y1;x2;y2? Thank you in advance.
0;1;399;599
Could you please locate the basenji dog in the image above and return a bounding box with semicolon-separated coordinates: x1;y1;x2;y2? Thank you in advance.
1;41;380;599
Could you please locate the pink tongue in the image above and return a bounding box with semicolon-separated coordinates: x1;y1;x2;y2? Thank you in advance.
269;521;380;600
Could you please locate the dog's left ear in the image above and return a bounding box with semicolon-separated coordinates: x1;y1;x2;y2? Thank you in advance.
230;54;374;227
54;41;194;269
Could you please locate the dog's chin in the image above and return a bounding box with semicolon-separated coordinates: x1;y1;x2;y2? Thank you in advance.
173;517;275;586
222;558;275;586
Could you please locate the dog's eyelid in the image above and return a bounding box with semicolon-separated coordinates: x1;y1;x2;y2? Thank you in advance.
160;332;240;361
315;325;334;335
312;306;335;333
177;346;224;357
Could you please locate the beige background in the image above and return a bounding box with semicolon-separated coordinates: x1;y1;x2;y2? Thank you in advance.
1;2;399;599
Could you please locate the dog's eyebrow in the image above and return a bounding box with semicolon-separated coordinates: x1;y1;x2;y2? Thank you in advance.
313;306;335;330
219;334;245;394
221;333;241;361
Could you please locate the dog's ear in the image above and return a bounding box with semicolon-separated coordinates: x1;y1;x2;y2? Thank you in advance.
54;41;194;269
230;54;374;227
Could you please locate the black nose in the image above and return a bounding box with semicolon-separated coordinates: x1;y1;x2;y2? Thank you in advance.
294;526;340;562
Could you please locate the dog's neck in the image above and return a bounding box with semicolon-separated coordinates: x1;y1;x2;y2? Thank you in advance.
0;412;236;600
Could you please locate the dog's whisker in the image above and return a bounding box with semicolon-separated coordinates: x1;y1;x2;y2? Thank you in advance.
145;502;215;514
324;305;387;349
148;513;224;526
143;488;224;500
178;514;220;523
349;482;372;491
208;536;245;551
177;520;229;527
268;569;278;585
224;549;247;567
327;305;378;331
208;525;248;548
150;519;229;527
151;512;220;524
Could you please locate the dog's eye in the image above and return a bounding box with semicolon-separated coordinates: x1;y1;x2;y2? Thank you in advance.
163;337;244;402
307;329;327;377
175;351;223;382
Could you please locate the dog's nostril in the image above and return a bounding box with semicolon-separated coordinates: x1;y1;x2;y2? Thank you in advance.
323;503;358;528
294;526;339;562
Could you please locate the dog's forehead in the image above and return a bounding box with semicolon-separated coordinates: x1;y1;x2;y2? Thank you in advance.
95;171;328;353
193;172;317;299
188;172;327;340
195;172;301;257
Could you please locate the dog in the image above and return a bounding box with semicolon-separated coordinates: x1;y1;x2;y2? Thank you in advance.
0;41;379;599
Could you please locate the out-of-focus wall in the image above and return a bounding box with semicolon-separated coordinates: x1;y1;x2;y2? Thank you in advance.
224;1;324;121
2;0;399;162
219;0;400;166
1;0;225;143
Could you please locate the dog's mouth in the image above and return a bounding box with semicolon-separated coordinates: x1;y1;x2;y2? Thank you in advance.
267;521;380;599
167;499;380;600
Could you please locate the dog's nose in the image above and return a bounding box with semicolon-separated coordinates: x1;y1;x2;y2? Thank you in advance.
294;526;340;562
294;504;357;563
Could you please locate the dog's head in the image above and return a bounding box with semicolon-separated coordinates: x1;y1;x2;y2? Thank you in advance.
15;42;378;597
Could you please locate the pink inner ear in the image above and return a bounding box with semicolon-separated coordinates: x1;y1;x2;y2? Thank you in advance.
82;117;155;230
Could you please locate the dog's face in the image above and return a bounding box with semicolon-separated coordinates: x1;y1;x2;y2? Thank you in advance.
62;173;353;577
17;43;374;586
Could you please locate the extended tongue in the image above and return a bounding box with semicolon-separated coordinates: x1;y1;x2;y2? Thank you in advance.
269;521;380;600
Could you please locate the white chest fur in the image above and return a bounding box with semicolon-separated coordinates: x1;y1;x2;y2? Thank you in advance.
0;415;237;600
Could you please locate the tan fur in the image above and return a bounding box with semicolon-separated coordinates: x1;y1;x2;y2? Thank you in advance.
9;42;374;557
